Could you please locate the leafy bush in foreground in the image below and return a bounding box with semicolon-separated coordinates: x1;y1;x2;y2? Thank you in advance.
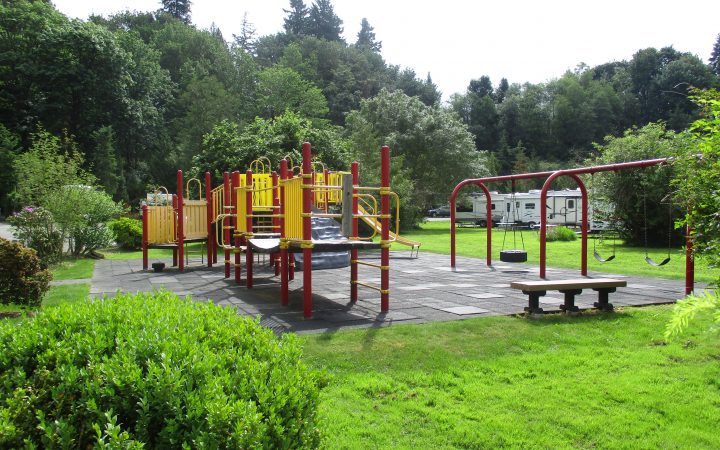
0;238;52;307
546;226;577;242
108;217;143;250
0;291;323;448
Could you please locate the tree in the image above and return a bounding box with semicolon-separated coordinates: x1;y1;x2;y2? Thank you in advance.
588;122;692;245
89;126;122;200
254;67;329;119
345;89;486;228
469;76;493;97
283;0;309;36
0;125;20;216
356;18;381;52
709;34;720;77
233;13;257;54
160;0;192;24
308;0;343;42
666;88;720;338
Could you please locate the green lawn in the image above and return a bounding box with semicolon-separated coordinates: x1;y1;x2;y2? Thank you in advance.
51;258;95;280
101;243;207;261
396;221;720;283
302;306;720;449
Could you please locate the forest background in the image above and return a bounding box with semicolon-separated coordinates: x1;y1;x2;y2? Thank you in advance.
1;0;719;230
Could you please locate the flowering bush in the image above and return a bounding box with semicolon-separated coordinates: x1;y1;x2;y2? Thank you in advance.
7;206;62;265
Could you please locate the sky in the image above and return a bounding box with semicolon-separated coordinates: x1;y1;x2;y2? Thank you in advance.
52;0;720;100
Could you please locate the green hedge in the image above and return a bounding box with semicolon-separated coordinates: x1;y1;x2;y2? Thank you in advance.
0;238;52;307
108;217;143;250
0;291;324;448
546;226;578;242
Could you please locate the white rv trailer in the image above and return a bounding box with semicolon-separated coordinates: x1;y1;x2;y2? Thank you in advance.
502;189;584;227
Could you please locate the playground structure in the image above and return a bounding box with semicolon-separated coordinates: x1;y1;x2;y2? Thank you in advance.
142;143;419;318
449;157;696;295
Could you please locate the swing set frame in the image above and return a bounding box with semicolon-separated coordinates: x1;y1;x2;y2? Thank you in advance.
449;157;696;295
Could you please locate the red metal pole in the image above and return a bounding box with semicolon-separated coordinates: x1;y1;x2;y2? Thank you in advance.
223;172;231;278
232;171;241;284
302;142;313;318
280;160;289;306
351;161;359;302
245;169;254;289
172;194;178;267
177;170;184;272
686;221;694;295
539;171;587;278
205;171;213;268
380;145;390;313
142;204;148;270
477;182;493;266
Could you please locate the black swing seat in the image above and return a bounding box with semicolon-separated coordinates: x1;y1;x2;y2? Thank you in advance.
500;249;528;263
645;256;671;267
593;250;615;263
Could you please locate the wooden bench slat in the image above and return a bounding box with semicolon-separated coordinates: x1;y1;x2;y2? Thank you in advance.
510;278;627;292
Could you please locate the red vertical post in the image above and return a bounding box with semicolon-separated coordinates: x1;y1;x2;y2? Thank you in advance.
450;190;457;268
280;160;289;306
205;171;213;268
232;171;241;284
223;172;231;278
302;142;313;318
350;161;359;302
539;176;551;279
172;194;178;267
272;171;280;276
380;145;390;313
478;182;492;266
245;169;254;289
177;170;184;272
686;221;694;295
577;176;588;276
142;204;149;270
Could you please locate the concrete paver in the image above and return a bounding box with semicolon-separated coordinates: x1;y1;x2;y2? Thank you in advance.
90;251;692;334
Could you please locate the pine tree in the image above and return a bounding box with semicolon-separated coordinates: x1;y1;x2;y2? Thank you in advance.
160;0;192;23
308;0;343;42
710;34;720;76
233;13;257;54
283;0;309;35
356;18;381;52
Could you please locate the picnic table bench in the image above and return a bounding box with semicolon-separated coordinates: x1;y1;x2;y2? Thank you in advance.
510;278;627;314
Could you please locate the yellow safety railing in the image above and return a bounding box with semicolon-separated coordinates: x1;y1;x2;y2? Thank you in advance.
211;185;223;224
185;178;203;200
183;200;208;240
147;205;176;244
250;157;272;174
239;173;274;210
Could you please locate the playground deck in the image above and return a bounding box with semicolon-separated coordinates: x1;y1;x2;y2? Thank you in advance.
90;252;690;334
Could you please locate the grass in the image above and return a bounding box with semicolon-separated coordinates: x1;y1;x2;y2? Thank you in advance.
51;258;95;280
396;220;720;283
41;284;90;308
302;306;720;449
101;243;207;261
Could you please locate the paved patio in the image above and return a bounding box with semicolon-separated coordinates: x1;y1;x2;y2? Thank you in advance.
90;250;691;334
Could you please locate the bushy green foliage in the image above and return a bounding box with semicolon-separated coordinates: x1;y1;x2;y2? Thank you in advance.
587;123;691;245
665;291;720;339
44;185;124;257
0;291;323;448
0;238;52;307
108;217;143;250
7;206;63;265
546;226;577;242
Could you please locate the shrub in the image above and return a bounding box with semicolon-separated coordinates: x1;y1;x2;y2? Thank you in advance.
6;206;63;265
0;291;323;448
546;226;577;242
108;217;143;250
0;238;52;307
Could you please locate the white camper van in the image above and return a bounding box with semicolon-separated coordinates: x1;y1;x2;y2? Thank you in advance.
502;189;583;227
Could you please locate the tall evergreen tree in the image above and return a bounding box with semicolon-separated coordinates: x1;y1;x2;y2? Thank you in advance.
308;0;343;42
495;78;509;103
160;0;192;24
468;76;493;97
233;13;257;54
710;33;720;76
283;0;309;36
356;18;381;52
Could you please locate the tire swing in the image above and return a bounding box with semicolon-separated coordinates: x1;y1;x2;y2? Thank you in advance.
590;173;616;263
643;191;672;267
500;188;527;263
